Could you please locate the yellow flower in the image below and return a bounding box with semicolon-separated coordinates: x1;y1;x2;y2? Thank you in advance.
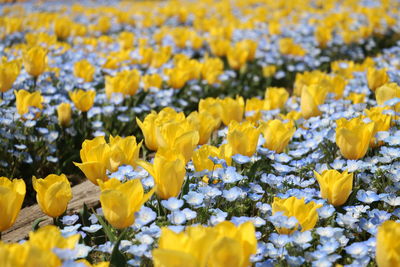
367;67;389;92
346;92;365;104
314;170;353;206
74;60;95;83
109;135;142;167
142;73;163;91
14;90;43;116
199;97;223;125
105;69;140;98
187;111;220;145
28;225;80;252
227;45;248;70
336;117;375;160
227;121;260;157
192;144;232;172
54;17;71;40
166;68;190;89
329;75;347;99
201;58;224;85
138;152;186;200
118;31;135;50
23;46;47;77
32;174;72;218
301;84;328;119
262;65;277;78
364;107;392;147
220;96;244;126
209;38;230;57
245;98;263;123
153;221;257;267
272;196;322;234
69;89;95;112
98;178;154;229
259;119;296;153
0;177;25;232
315;26;332;48
279;38;306;57
376;220;400;267
0;59;20;93
57;102;72;127
376;83;400;112
264;87;289;110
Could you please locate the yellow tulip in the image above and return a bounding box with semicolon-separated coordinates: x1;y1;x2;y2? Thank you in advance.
262;65;277;78
376;220;400;267
69;89;95;112
23;46;47;77
192;144;232;172
227;46;248;70
54;17;71;40
118;31;135;50
293;70;330;96
314;170;353;206
301;84;328;119
264;87;289;110
14;90;43;116
138;152;186;199
201;58;224;85
57;102;72;127
98;178;154;229
74;60;95;83
367;67;389;92
335;117;375;160
364;107;392;147
227;121;260;157
32;174;72;218
315;26;332;48
279;111;302;122
329;75;347;99
153;221;257;267
245;98;263;123
199;97;223;125
142;73;163;91
209;38;230;57
0;177;25;232
109;135;142;167
220;96;244;126
346;92;365;104
279;38;306;57
259;119;296;153
166;68;190;89
376;83;400;112
28;224;80;252
187;111;220;145
0;59;20;93
105;69;140;99
272;196;322;234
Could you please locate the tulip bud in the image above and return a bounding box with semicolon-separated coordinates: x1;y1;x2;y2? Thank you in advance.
0;59;20;93
23;46;47;78
57;102;72;127
376;220;400;267
367;67;389;92
314;170;353;206
98;178;154;229
259;119;296;153
69;89;95;112
227;121;260;157
74;60;95;83
335;117;375;160
272;196;322;234
32;174;72;218
14;89;43;116
0;177;25;232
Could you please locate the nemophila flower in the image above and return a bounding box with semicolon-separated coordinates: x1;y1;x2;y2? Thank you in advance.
14;89;43;116
317;204;335;219
69;89;95;112
162;197;184;211
98;178;154;229
272;196;322;234
153;221;257;267
0;177;25;232
57;102;72;127
227;121;260;157
335;117;375;160
223;187;242;202
357;190;380;204
32;174;72;218
23;46;47;77
183;191;204;206
259;119;295;153
314;169;353;206
0;59;20;93
61;215;79;226
138;152;186;199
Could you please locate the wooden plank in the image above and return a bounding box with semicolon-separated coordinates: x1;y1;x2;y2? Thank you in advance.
2;180;100;243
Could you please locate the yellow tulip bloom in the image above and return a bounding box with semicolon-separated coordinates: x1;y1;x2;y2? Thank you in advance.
346;92;366;104
118;31;135;50
364;107;392;147
153;221;257;267
0;177;25;232
301;84;328;119
23;46;47;77
29;225;80;252
138;152;186;199
54;17;72;40
262;65;277;78
187;111;219;145
227;121;260;157
227;46;248;70
0;59;20;93
220;96;244;126
109;135;142;167
142;73;163;91
376;83;400;112
367;67;389;92
272;196;322;234
105;69;140;99
264;87;289;110
57;102;72;127
192;144;232;172
376;220;400;267
32;174;72;218
14;90;43;116
69;89;95;112
314;170;353;206
74;60;95;83
259;119;296;153
335;117;375;160
198;97;223;125
98;178;154;229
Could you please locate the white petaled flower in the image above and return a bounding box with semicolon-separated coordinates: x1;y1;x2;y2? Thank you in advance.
161;197;184;211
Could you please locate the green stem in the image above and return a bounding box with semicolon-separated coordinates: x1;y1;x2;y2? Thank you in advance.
53;217;58;226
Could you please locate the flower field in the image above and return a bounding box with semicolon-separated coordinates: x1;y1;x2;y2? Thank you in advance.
1;0;400;266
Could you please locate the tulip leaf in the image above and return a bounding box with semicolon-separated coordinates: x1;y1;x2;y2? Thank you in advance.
92;209;116;242
110;229;128;267
32;218;46;231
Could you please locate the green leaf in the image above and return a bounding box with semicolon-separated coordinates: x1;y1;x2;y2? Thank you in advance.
110;229;128;267
92;209;117;242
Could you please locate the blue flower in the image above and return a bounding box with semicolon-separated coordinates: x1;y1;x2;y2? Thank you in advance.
183;191;204;206
357;190;380;204
161;197;184;211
